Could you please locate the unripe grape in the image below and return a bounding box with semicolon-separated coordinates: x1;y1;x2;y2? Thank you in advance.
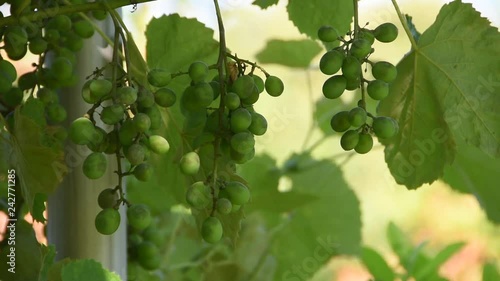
133;113;151;133
372;116;398;139
210;80;221;100
137;242;161;270
83;152;107;179
5;26;28;47
154;87;176;107
232;75;256;99
225;181;250;205
372;61;397;83
216;198;232;215
350;38;372;59
18;72;37;90
318;25;339;42
147;69;172;87
0;76;12;94
248;112;267;136
148;135;170;154
189;61;209;83
252;75;265;93
201;216;223;244
359;28;375;45
5;42;27;61
348;107;367;127
374;23;398;43
342;56;361;80
224;92;240;110
97;188;118;209
322;75;346;99
320;49;344;75
367;80;389;100
127;204;152;230
192;82;214;108
354;133;373;154
52;57;73;81
64;33;84;52
92;10;108;21
73;20;94;38
95;208;120;235
90;79;112;99
230;131;255;154
345;76;361;91
2;87;23;107
0;60;17;82
230;108;252;133
265;75;284;97
81;80;98;104
126;144;146;165
117;86;138;105
143;105;162;130
241;90;259;105
230;147;255;164
69;117;95;145
47;15;72;31
180;151;200;175
46;103;67;123
118;120;138;146
101;104;125;125
340;130;359;151
134;163;153;182
28;37;48;54
186;181;211;209
330;111;351;132
137;88;155;108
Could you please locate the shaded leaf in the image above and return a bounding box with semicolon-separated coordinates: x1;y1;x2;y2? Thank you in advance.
38;244;56;281
405;14;421;42
61;259;121;281
252;0;279;9
483;262;500;281
414;242;465;280
256;39;322;68
361;247;395;281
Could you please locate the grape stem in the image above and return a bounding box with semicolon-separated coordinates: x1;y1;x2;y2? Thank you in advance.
390;0;418;50
225;52;270;77
353;0;360;37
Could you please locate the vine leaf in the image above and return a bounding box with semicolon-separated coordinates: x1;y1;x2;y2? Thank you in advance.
126;32;149;86
256;39;322;68
378;1;500;189
287;0;353;40
60;259;122;281
405;15;421;42
442;139;500;223
361;247;395;281
252;0;279;9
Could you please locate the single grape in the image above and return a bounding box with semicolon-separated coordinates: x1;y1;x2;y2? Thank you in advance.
359;28;375;45
322;75;347;99
230;108;252;133
320;49;344;75
95;208;120;235
63;33;84;52
345;76;361;91
69;117;95;145
148;135;170;154
136;242;161;270
97;188;118;209
28;37;48;54
180;151;200;175
52;57;73;81
89;79;112;99
73;20;94;38
248;112;267;136
330;111;351;132
18;72;37;90
318;25;339;42
348;107;367;127
117;86;138;105
5;42;27;61
265;76;284;97
210;80;221;100
0;76;12;94
46;103;67;123
232;75;256;99
188;61;209;83
230;147;255;164
0;60;17;82
126;144;146;165
4;25;28;47
142;224;163;247
92;10;108;21
154;87;176;107
367;80;389;100
143;105;162;130
87;127;107;152
230;131;255;154
216;198;232;215
340;130;360;151
372;61;397;83
147;69;172;87
83;152;107;179
133;113;151;133
350;38;372;59
127;204;152;230
224;181;250;205
186;181;211;209
201;216;223;244
224;92;240;110
134;163;153;182
192;82;214;108
47;15;72;31
252;75;265;93
241;90;259;105
118;119;138;146
101;104;125;125
374;23;398;43
372;116;398;139
342;56;361;80
137;88;155;108
354;133;373;154
2;87;23;107
81;80;98;104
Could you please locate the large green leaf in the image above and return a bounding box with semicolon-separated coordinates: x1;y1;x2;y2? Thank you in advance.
256;39;322;68
61;259;122;281
361;247;395;281
378;1;500;189
287;0;353;40
442;139;500;223
252;0;279;9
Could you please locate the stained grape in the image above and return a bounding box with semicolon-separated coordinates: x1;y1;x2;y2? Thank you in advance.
180;151;200;175
127;204;152;230
201;216;223;244
83;152;107;179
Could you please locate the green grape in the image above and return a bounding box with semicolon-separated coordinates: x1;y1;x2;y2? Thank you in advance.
148;135;170;155
104;130;119;154
73;20;94;38
372;61;397;83
241;90;259;105
216;198;232;215
18;71;37;90
92;10;108;21
147;69;172;87
143;105;162;130
83;152;107;179
265;75;284;97
367;80;389;100
205;110;228;133
127;262;140;281
69;117;95;145
118;120;138;146
224;92;240;110
189;61;209;83
186;181;211;209
134;163;153;182
44;29;60;43
28;37;47;54
201;216;223;244
137;242;161;270
52;57;73;81
90;79;112;99
95;208;120;235
192;132;215;149
248;112;267;136
0;60;17;82
4;42;27;61
2;87;23;107
231;204;241;213
230;131;255;154
340;130;360;151
56;48;77;65
117;86;138;105
87;126;108;153
345;76;361;91
142;224;163;247
80;80;98;104
0;76;12;94
192;82;214;107
372;116;398;139
342;56;361;80
330;111;351;132
47;15;72;31
63;33;84;52
322;75;346;99
231;75;255;99
183;111;207;134
180;151;200;175
10;0;30;17
225;181;250;205
252;75;265;93
126;144;146;165
101;104;125;125
317;25;339;42
52;126;68;142
230;147;255;164
359;28;375;45
348;107;367;127
5;25;28;47
46;103;67;123
97;188;118;209
320;49;344;75
133;113;151;133
230;108;252;133
154;87;176;107
350;38;372;59
374;23;398;43
354;133;373;154
127;204;152;230
210;80;221;100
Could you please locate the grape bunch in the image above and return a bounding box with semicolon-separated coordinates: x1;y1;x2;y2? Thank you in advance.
317;23;400;153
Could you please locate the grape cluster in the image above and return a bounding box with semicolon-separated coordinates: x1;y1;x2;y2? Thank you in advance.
317;23;400;153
